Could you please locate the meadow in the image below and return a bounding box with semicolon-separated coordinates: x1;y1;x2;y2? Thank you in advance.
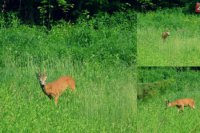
137;67;200;133
137;9;200;66
0;12;137;132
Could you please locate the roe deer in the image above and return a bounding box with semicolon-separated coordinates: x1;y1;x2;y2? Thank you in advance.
165;98;195;112
36;72;75;105
162;31;170;42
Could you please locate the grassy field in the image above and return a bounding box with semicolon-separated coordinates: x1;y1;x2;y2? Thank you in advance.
137;9;200;66
0;12;137;132
137;68;200;133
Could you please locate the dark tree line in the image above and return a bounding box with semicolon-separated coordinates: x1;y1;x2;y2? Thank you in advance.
0;0;197;25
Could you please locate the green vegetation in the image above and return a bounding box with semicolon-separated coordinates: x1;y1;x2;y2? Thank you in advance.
1;0;192;26
138;9;200;66
137;68;200;132
0;12;137;132
2;1;199;132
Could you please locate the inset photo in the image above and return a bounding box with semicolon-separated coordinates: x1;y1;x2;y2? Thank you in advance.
137;7;200;66
0;1;137;132
137;67;200;132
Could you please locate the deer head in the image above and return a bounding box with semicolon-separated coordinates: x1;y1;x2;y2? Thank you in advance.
39;73;47;85
36;70;47;86
165;99;170;109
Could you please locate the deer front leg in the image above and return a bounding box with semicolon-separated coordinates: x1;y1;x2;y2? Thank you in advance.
189;104;195;109
181;105;184;112
54;95;59;105
178;108;180;113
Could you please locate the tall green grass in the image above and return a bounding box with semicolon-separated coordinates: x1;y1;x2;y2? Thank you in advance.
138;93;200;133
0;65;136;132
137;9;200;66
137;68;200;132
0;12;137;132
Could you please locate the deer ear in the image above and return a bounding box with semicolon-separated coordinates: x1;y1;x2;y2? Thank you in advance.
164;99;169;103
35;72;40;79
167;100;169;103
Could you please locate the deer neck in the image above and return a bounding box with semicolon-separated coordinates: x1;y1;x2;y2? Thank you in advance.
39;83;53;99
40;84;45;89
168;102;176;107
39;83;46;92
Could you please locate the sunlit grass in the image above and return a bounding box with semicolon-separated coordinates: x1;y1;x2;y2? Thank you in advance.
137;92;200;133
0;63;136;132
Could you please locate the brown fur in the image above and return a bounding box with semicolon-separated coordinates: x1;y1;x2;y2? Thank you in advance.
37;72;75;105
162;31;170;42
165;98;195;112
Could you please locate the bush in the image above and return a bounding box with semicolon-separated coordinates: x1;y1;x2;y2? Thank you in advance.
0;11;136;68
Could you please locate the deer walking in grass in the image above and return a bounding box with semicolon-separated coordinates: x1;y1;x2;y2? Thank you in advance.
162;31;170;42
165;98;195;112
36;72;75;105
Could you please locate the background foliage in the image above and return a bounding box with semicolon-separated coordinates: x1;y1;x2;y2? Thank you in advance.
0;0;197;26
0;11;136;68
138;67;200;101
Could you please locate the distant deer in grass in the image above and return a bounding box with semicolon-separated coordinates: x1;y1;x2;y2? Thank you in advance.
162;31;170;42
36;71;75;105
165;98;195;112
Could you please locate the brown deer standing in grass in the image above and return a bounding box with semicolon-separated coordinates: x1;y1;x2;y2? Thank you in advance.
165;98;195;112
36;72;75;105
162;31;170;42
